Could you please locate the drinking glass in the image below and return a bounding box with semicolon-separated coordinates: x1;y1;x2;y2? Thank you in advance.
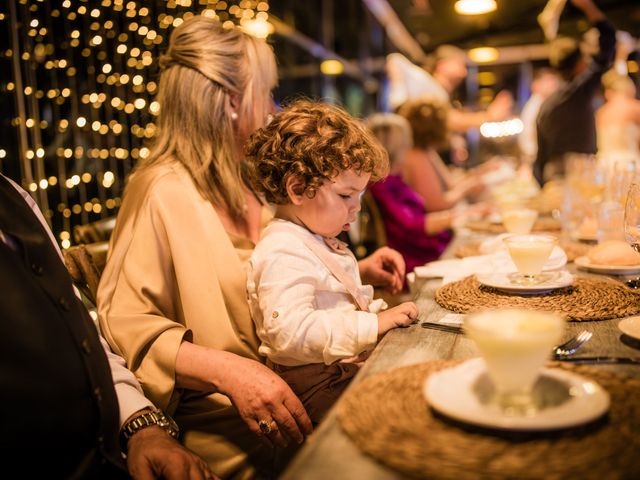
598;155;637;242
561;154;603;241
465;309;565;415
504;234;557;285
501;207;538;234
624;183;640;253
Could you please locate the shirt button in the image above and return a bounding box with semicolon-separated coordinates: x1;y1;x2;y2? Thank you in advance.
59;296;71;311
272;311;279;318
31;263;43;275
94;387;102;402
81;338;92;354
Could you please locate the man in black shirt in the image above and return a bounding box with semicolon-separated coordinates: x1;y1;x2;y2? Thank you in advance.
533;0;616;185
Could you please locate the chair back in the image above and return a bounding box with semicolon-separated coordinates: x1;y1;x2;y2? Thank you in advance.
350;190;387;259
73;216;116;244
62;241;109;307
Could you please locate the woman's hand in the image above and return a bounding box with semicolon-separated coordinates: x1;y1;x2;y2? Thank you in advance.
175;343;313;449
127;425;217;480
218;356;313;448
358;246;405;294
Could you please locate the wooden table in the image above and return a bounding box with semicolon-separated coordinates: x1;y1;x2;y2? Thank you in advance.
282;233;640;479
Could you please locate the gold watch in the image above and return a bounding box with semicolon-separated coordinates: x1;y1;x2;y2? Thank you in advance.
121;409;179;448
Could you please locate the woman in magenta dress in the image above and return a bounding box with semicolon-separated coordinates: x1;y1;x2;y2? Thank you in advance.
367;113;484;277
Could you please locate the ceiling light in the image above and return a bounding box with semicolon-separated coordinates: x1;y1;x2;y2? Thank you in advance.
468;47;499;63
455;0;497;16
320;59;344;76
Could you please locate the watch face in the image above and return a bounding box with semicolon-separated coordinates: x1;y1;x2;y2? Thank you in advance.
158;411;180;437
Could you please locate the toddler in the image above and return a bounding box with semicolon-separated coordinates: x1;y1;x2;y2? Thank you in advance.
245;100;418;424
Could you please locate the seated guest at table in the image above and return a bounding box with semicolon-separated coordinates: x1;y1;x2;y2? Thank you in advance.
0;173;213;479
245;100;419;425
366;113;486;277
97;16;402;478
396;96;490;212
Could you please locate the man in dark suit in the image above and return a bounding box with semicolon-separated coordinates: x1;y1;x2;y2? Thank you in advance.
0;173;215;479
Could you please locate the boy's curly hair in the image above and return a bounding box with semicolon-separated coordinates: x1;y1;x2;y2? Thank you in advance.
245;99;389;205
396;96;449;150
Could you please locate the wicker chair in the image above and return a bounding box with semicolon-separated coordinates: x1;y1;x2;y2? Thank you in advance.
62;241;109;307
73;216;116;244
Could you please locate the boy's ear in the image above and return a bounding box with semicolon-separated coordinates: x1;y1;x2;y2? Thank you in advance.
285;175;306;205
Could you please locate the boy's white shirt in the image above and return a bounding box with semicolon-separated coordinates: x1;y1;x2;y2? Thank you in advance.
247;218;384;367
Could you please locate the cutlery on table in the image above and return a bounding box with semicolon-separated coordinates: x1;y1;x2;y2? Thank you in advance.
552;330;593;359
420;322;463;334
555;356;640;365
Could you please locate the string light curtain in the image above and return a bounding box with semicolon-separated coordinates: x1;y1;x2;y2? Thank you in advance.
0;0;271;249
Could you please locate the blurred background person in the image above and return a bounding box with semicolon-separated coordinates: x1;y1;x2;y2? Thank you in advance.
387;45;513;168
596;72;640;163
518;67;562;178
533;0;616;184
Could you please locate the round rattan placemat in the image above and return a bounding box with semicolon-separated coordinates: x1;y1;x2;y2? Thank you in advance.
435;276;640;321
338;359;640;480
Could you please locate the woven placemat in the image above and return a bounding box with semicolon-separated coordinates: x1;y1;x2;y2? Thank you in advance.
435;275;640;321
465;216;561;234
339;359;640;480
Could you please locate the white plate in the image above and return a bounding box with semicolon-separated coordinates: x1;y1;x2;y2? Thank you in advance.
574;256;640;275
423;358;610;431
619;316;640;340
476;270;573;295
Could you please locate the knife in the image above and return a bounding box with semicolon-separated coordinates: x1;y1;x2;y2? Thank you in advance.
555;356;640;365
420;322;463;334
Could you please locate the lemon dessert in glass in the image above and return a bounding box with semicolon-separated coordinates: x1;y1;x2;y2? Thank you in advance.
504;234;557;285
465;309;565;415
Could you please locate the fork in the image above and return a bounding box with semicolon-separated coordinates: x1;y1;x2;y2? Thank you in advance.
552;330;593;358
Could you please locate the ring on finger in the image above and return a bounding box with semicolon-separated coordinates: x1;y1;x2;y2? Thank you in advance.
258;418;274;435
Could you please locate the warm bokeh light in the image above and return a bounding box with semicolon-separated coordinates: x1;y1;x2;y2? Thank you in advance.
468;47;499;63
455;0;497;16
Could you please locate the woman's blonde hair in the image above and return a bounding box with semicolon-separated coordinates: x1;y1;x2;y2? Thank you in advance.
138;16;277;219
365;113;413;166
245;100;389;205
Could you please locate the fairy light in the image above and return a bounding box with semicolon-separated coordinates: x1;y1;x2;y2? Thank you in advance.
4;0;272;247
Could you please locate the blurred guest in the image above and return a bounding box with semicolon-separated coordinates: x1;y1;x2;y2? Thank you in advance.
0;173;213;480
386;46;513;134
596;71;640;161
533;0;616;184
367;113;486;277
397;97;490;212
518;67;561;175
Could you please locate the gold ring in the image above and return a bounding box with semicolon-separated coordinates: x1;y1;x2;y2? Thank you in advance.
258;419;273;435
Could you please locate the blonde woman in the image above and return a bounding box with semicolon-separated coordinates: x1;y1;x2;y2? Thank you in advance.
97;16;404;478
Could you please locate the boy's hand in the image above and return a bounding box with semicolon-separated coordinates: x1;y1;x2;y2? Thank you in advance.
377;302;419;337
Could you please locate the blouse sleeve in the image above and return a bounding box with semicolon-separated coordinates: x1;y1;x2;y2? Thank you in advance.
98;183;191;410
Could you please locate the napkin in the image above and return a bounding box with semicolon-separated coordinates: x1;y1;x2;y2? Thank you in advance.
414;241;567;285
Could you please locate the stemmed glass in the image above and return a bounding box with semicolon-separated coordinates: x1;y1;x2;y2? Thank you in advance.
623;183;640;287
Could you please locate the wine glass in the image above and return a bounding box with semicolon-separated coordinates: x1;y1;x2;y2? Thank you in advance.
623;183;640;288
624;183;640;252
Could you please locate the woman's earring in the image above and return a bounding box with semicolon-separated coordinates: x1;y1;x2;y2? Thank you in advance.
230;111;238;121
